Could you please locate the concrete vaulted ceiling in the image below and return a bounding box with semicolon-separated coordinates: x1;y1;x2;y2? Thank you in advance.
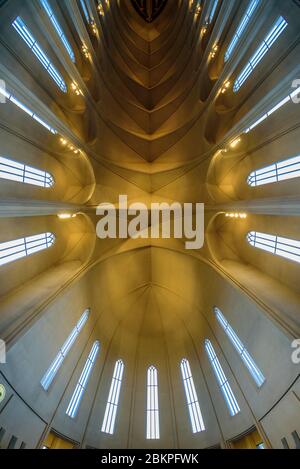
86;0;211;342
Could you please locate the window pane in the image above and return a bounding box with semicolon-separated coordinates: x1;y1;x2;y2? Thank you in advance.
247;231;300;264
0;84;57;134
0;232;55;267
224;0;260;62
66;341;100;418
40;0;75;63
0;155;54;188
146;366;160;439
205;339;240;416
248;155;300;187
180;359;205;433
41;309;90;390
12;16;67;92
101;360;124;434
214;307;265;387
233;16;287;92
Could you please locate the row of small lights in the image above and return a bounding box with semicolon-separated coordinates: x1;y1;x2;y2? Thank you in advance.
57;3;112;187
59;137;80;154
225;213;247;219
58;213;77;219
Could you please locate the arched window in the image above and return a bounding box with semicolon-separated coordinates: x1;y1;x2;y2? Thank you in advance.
243;85;300;134
0;156;54;188
180;359;205;433
0;232;55;267
214;307;265;387
0;83;57;134
247;154;300;187
146;366;159;439
101;360;124;434
247;231;300;264
224;0;260;62
40;0;76;63
205;339;240;416
41;309;90;391
233;16;288;92
66;341;100;418
12;17;67;92
208;0;219;24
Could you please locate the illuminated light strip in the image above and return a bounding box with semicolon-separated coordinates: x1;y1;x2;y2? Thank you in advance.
12;17;67;92
233;16;288;92
66;341;100;418
0;232;55;267
205;339;240;416
0;83;57;134
40;0;75;63
225;0;260;62
180;359;205;433
146;366;160;439
214;307;265;387
41;309;90;390
101;360;124;434
247;231;300;264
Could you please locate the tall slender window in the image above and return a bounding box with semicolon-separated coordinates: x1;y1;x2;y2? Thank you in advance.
41;309;90;391
0;233;55;267
214;307;265;387
12;17;67;92
0;83;57;134
247;231;300;264
224;0;260;62
146;366;159;439
205;339;240;416
248;154;300;187
66;341;100;418
180;359;205;433
101;360;124;434
40;0;75;63
243;85;300;134
233;16;288;92
0;156;54;188
79;0;91;23
208;0;219;23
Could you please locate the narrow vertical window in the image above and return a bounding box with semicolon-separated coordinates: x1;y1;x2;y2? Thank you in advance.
214;307;265;387
180;359;205;433
205;339;240;416
66;341;100;418
0;84;57;134
233;16;288;92
243;85;300;134
79;0;91;23
0;233;55;267
12;17;67;92
101;360;124;434
40;0;76;63
247;154;300;187
224;0;260;62
247;231;300;264
41;309;90;391
0;155;54;188
208;0;219;23
146;366;159;439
